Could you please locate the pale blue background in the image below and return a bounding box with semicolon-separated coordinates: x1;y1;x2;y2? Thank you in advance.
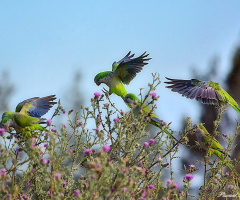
1;1;240;129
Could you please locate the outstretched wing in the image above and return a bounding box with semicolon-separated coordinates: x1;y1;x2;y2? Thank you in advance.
112;51;151;84
16;95;57;118
164;77;223;105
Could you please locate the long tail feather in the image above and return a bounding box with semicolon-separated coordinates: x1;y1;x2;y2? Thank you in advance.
229;101;240;115
213;150;239;177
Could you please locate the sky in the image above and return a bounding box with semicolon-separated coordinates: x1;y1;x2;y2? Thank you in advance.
1;1;240;130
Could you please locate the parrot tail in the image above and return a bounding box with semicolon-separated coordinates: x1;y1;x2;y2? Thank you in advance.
213;149;239;177
151;117;178;142
229;102;240;115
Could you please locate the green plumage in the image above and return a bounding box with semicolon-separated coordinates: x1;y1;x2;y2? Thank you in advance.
94;52;151;99
0;95;57;138
124;93;178;141
195;124;238;173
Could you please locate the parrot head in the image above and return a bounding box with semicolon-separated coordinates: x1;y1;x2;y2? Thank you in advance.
1;112;15;131
1;112;12;123
192;123;207;137
94;71;111;86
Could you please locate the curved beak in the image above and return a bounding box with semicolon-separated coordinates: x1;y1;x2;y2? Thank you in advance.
96;81;101;86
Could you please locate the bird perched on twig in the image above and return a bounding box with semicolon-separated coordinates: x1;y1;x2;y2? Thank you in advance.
94;51;151;99
0;95;57;138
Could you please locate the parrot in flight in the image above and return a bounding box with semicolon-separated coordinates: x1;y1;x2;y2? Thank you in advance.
124;93;178;142
0;95;57;138
194;124;238;174
94;51;151;99
164;77;240;115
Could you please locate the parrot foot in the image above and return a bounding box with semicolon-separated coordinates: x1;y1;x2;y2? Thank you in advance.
102;87;111;97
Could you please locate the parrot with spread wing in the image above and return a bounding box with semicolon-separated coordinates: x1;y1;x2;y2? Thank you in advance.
94;51;151;99
124;93;178;142
0;95;57;138
164;77;240;115
194;124;238;173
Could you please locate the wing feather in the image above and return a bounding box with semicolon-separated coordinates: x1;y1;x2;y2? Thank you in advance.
165;77;222;105
17;95;57;118
112;51;151;84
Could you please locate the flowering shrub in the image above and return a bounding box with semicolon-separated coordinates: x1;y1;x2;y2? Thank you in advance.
0;73;240;199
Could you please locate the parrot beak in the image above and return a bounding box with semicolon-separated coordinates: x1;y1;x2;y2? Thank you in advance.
96;82;101;86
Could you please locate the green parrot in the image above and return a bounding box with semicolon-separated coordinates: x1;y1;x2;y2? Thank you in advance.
124;93;178;142
0;95;57;138
195;124;237;173
94;51;151;99
164;77;240;115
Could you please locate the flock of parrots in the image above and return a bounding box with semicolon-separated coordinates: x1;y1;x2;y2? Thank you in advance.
1;51;240;172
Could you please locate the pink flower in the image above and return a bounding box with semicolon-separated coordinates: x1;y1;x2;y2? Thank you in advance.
184;174;193;181
0;168;6;175
113;118;118;123
167;180;172;185
51;128;56;132
94;92;101;98
44;143;48;147
173;183;179;188
149;139;155;145
40;158;48;164
96;163;101;168
46;119;52;126
84;149;92;156
149;185;154;189
103;145;111;153
143;142;149;148
75;189;81;195
54;173;61;179
0;128;5;136
151;93;157;98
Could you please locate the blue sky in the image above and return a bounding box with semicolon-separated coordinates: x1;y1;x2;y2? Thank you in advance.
1;1;240;129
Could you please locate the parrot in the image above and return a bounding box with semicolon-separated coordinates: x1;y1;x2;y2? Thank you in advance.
124;93;178;142
164;77;240;115
94;51;151;99
0;95;57;138
194;124;238;173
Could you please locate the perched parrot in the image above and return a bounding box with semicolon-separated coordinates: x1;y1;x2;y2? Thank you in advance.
0;95;57;138
164;77;240;115
194;124;237;173
94;51;151;99
124;93;178;142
